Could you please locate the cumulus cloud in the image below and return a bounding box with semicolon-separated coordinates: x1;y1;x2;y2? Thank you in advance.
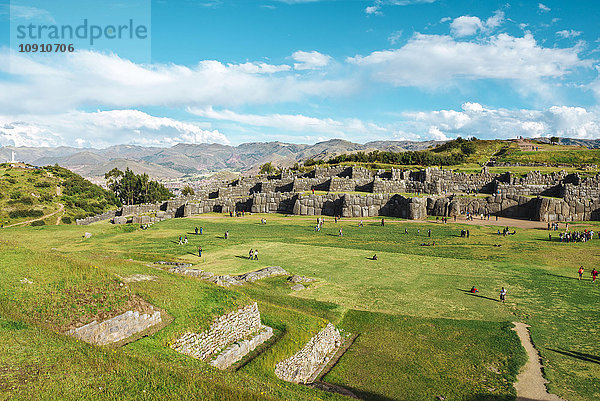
188;106;387;136
0;49;351;114
347;33;591;87
538;3;551;12
0;110;229;148
449;11;504;37
401;103;600;140
556;29;582;39
291;50;332;70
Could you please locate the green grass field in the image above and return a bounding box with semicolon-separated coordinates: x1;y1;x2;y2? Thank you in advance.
1;214;600;400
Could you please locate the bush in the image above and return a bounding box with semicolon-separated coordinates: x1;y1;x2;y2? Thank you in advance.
31;220;45;227
61;216;72;224
9;209;44;219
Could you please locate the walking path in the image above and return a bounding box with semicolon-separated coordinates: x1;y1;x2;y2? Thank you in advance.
4;185;64;228
512;322;565;401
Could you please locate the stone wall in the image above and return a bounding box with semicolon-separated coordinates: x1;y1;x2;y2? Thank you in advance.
292;193;346;216
274;323;342;384
251;192;297;214
67;308;162;345
171;303;272;369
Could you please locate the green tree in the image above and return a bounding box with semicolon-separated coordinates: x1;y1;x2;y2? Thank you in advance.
181;186;195;196
104;168;172;205
259;162;277;175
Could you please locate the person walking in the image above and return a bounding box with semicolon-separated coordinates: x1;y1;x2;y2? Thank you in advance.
200;227;203;235
500;287;507;303
195;227;198;235
198;246;202;257
381;218;385;227
578;266;585;280
253;249;258;260
184;235;188;244
592;268;598;283
178;235;183;245
339;228;343;237
249;249;253;260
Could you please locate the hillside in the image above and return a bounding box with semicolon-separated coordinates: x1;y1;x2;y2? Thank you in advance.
0;163;120;227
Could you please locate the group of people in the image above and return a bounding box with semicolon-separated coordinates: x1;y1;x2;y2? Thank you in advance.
178;235;188;245
578;266;598;282
315;217;325;231
260;218;267;224
229;211;247;217
498;227;516;236
460;229;470;238
248;248;259;260
470;286;508;303
194;226;203;235
556;230;595;243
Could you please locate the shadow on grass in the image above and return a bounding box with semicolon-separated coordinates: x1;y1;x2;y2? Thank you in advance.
457;288;499;302
548;348;600;365
545;272;580;281
235;255;253;260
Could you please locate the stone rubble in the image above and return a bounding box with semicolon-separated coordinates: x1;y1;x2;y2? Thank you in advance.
169;266;288;287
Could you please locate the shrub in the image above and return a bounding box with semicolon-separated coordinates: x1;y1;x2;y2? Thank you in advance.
31;220;45;227
61;216;72;224
9;209;44;219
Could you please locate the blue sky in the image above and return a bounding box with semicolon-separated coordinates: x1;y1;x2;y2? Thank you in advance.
0;0;599;147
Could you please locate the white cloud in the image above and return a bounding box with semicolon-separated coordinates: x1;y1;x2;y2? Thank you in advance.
291;50;332;70
538;3;551;12
347;33;591;87
0;110;229;148
8;5;55;23
450;16;483;37
449;11;504;37
388;30;403;45
188;106;387;136
365;0;437;15
556;29;582;39
401;103;600;140
0;49;351;114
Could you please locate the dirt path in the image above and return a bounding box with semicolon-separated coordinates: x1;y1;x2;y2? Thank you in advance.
512;322;565;401
3;203;64;228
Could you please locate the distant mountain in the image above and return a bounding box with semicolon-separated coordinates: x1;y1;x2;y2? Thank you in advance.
0;138;446;179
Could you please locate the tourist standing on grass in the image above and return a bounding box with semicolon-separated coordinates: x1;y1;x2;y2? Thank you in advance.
225;231;229;239
195;227;198;235
339;228;343;237
249;249;253;259
578;266;585;280
592;268;598;283
253;249;258;260
184;235;188;244
500;287;507;303
198;246;202;257
178;235;183;245
381;218;385;227
428;229;431;237
200;227;203;234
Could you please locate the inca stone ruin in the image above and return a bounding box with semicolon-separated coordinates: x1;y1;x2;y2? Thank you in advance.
274;323;343;384
67;308;162;346
77;166;600;225
171;302;273;369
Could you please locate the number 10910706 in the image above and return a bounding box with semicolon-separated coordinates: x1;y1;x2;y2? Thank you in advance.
19;44;74;52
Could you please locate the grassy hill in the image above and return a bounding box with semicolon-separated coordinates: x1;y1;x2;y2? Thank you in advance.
0;163;120;227
2;214;600;400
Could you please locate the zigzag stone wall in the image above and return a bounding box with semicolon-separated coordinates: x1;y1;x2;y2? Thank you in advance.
274;323;342;384
171;303;272;369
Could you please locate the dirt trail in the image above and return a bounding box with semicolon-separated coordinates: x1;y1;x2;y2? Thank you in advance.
4;203;64;228
512;322;565;401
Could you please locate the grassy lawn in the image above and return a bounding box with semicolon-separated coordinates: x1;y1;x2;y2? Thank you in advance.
1;214;600;400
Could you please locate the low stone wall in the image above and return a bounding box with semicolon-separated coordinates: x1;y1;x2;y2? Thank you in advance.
67;308;162;346
169;266;289;287
275;323;342;384
171;303;272;369
251;192;297;214
211;325;273;369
